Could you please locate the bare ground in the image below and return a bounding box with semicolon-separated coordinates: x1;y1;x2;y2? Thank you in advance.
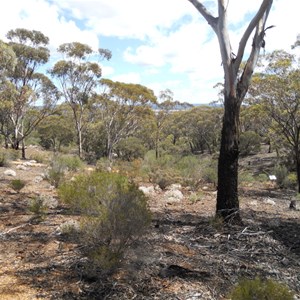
0;155;299;299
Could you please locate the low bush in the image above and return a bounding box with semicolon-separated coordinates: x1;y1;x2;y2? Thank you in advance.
28;196;48;222
46;154;83;187
239;131;261;157
229;277;294;300
10;179;26;193
0;149;20;167
116;137;146;161
58;171;151;273
272;165;296;189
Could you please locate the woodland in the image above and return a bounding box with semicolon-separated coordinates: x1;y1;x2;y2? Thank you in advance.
0;0;300;299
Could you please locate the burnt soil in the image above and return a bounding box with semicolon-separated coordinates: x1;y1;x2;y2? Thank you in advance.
0;152;299;299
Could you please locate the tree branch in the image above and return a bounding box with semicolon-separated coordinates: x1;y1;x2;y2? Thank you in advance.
235;0;273;70
187;0;218;30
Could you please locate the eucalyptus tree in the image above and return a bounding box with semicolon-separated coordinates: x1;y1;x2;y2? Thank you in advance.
249;50;300;191
187;0;273;222
50;42;111;158
3;29;59;158
37;104;75;152
0;41;16;147
183;106;223;154
153;89;192;158
93;79;157;162
0;40;16;79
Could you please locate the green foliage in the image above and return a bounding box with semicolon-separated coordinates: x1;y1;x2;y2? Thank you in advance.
200;158;218;186
0;150;9;167
229;277;294;300
272;164;296;189
28;196;48;222
95;157;112;172
188;191;204;203
239;131;261;157
239;171;255;184
287;172;297;189
255;173;269;182
47;154;82;188
58;171;151;272
0;149;20;167
209;215;224;230
0;149;21;167
10;179;26;193
28;150;49;163
116;137;146;161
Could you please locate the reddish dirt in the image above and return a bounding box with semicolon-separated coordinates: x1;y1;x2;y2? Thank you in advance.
0;155;299;299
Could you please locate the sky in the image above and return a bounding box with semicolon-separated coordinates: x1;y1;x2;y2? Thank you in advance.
0;0;299;104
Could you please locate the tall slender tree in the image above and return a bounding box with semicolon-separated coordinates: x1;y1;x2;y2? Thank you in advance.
187;0;274;222
50;42;111;159
3;29;59;158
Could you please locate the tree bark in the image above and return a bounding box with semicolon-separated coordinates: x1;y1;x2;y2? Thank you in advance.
187;0;273;223
295;150;300;193
216;94;241;222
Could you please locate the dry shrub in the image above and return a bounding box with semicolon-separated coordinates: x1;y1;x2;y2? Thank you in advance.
229;277;294;300
58;171;151;273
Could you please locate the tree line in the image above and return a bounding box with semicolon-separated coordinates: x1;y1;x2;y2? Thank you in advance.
1;23;300;222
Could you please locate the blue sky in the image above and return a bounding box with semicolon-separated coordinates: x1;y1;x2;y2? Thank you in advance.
1;0;299;104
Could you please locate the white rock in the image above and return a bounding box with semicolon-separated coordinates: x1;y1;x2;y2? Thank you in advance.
164;189;184;202
4;169;16;177
16;165;28;170
167;183;182;191
34;176;43;183
250;200;258;206
139;186;155;195
263;198;276;205
42;195;58;209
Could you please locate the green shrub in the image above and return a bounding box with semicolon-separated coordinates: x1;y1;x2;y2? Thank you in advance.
55;154;83;172
95;157;111;172
116;137;146;161
47;154;83;187
229;277;294;300
239;171;255;184
272;165;294;189
0;149;20;167
28;151;49;163
28;196;48;222
0;151;9;167
255;173;269;182
58;171;151;272
10;179;26;193
239;131;261;157
188;191;204;203
46;165;65;188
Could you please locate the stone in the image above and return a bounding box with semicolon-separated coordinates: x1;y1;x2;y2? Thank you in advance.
4;169;16;177
263;198;276;205
167;183;182;191
164;189;183;202
139;186;155;195
34;176;43;183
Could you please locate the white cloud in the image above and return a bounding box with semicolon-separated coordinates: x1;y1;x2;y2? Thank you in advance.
101;65;115;77
111;72;141;84
1;0;300;104
0;0;99;50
